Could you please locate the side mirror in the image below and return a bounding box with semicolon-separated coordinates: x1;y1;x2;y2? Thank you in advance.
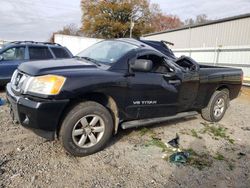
130;59;153;72
0;55;3;61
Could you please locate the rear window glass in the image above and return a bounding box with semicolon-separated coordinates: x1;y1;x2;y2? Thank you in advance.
51;47;70;58
29;47;53;60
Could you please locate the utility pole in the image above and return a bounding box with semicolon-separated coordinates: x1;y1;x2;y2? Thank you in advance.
130;17;134;38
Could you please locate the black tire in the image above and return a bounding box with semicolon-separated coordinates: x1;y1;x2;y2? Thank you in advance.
59;101;113;156
201;89;229;122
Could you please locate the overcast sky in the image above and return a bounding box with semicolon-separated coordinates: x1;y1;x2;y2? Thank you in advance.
0;0;250;41
153;0;250;20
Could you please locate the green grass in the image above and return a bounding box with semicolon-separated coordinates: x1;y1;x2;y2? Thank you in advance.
213;152;225;161
185;148;213;170
213;153;236;171
145;137;169;152
191;129;202;139
139;127;157;137
140;127;171;152
200;122;235;144
139;127;151;136
181;148;237;171
186;148;198;156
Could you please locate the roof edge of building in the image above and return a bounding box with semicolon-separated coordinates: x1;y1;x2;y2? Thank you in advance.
143;13;250;37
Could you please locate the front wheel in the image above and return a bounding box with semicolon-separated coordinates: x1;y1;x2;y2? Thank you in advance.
201;90;229;122
59;101;113;156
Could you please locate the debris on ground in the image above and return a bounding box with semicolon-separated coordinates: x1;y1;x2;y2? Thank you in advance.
237;152;246;159
163;134;227;170
167;133;179;148
0;98;5;106
169;152;190;164
162;134;190;164
241;127;250;131
0;158;9;176
1;88;250;187
163;134;212;170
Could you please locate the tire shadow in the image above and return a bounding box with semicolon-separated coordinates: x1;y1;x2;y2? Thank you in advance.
0;86;6;92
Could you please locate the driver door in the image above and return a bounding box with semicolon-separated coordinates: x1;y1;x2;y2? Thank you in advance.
125;53;183;120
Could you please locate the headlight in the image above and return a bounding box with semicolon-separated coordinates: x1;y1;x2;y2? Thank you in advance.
27;75;66;95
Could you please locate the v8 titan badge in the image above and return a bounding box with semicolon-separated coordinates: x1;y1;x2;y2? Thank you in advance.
133;100;157;105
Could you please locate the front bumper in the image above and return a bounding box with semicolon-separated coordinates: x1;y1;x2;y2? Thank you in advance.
6;83;69;140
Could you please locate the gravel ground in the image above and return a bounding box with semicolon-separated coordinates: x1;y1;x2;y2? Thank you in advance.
0;87;250;188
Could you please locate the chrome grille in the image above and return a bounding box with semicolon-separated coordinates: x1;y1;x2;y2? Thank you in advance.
11;70;29;93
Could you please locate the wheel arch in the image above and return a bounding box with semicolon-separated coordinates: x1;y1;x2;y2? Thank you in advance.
216;85;229;92
56;92;120;138
82;92;120;134
215;84;230;98
201;84;230;110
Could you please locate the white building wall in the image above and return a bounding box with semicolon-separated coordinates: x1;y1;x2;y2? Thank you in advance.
144;16;250;49
54;34;102;55
173;46;250;82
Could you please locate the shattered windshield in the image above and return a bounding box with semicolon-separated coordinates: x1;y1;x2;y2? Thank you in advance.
77;40;138;65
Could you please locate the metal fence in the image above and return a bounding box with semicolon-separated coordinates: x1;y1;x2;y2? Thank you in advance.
173;46;250;85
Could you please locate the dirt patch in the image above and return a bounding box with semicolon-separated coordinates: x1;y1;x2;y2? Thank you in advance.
0;88;250;187
239;86;250;101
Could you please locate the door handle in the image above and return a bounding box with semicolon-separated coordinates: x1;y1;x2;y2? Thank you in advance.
168;80;181;84
163;74;174;78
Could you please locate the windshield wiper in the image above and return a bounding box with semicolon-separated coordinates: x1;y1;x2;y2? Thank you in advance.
78;56;101;66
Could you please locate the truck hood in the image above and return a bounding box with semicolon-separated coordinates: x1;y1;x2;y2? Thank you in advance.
18;58;98;76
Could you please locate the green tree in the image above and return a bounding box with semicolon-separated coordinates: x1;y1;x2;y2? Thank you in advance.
149;3;183;32
80;0;153;38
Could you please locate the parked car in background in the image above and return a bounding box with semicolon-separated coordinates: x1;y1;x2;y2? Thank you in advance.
0;41;73;86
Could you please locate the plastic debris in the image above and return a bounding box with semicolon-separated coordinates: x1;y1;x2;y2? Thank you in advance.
167;133;179;148
0;98;6;106
163;134;190;164
164;142;182;152
237;152;246;159
169;152;190;164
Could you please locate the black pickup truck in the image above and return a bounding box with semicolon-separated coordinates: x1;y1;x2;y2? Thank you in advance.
6;38;242;156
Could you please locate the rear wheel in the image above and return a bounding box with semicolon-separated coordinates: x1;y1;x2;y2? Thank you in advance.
201;89;229;122
59;101;113;156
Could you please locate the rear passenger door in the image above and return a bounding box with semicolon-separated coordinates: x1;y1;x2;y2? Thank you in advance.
28;46;53;60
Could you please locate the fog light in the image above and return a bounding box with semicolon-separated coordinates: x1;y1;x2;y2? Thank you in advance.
22;115;29;125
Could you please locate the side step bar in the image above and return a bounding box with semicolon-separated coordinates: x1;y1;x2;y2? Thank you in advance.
121;111;198;129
